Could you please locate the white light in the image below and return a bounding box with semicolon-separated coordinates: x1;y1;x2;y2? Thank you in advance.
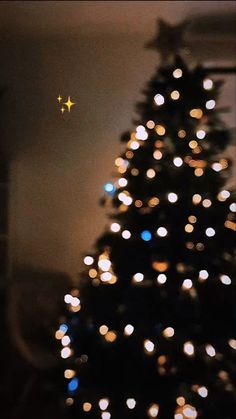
206;99;215;109
144;339;155;353
118;177;128;187
206;344;216;357
154;94;165;106
183;406;197;418
101;413;111;419
101;272;112;282
212;163;222;172
98;259;111;271
71;297;80;307
182;279;193;289
147;168;156;179
130;140;140;150
184;341;194;356
205;227;215;237
199;270;209;280
64;294;73;304
148;403;159;417
126;398;136;409
133;273;144;282
230;203;236;212
175;415;183;419
228;339;236;350
168;192;178;203
122;230;131;239
203;78;213;90
124;324;134;336
84;256;94;265
173;157;183;167
173;68;183;78
136;125;148;141
61;347;72;359
110;222;121;232
220;190;230;200
61;335;71;346
157;227;168;237
202;199;212;208
198;386;208;398
157;274;167;284
99;399;109;410
196;129;206;139
220;274;231;285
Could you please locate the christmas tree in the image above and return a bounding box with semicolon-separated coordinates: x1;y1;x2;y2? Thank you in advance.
59;20;236;419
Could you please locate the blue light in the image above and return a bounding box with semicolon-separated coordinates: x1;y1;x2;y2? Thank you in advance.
68;377;79;392
104;182;115;194
141;230;152;241
59;324;68;333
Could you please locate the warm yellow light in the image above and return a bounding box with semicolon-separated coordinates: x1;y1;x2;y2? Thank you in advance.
144;339;155;353
135;199;143;208
149;197;160;207
66;398;74;406
126;398;136;409
185;224;194;233
153;150;163;160
131;168;139;176
64;369;75;379
188;215;197;223
55;330;65;340
115;157;124;167
176;396;185;406
148;403;159;417
154;94;165;106
195;168;204;177
173;68;183;78
147;168;156;179
126;150;134;159
99;325;109;335
124;324;134;336
152;261;169;272
84;256;94;265
105;331;117;343
189;140;198;149
89;268;97;278
178;129;186;138
110;222;121;232
228;339;236;350
163;327;175;338
99;398;109;410
155;125;166;136
203;78;213;90
171;90;180;100
133;272;144;282
146;120;155;129
184;341;194;356
190;108;203;119
192;194;202;204
83;402;92;412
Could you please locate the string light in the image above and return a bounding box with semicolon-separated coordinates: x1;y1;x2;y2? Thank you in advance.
196;130;206;139
157;273;167;284
118;177;128;187
89;268;97;278
228;339;236;350
136;125;148;140
144;339;155;353
163;327;175;338
155;125;166;136
133;273;144;283
122;230;131;239
194;168;204;177
124;324;134;336
168;192;178;203
99;325;109;335
130;140;140;150
62;335;71;346
154;94;165;106
205;227;215;237
99;399;109;410
206;100;215;110
188;215;197;223
83;402;92;412
152;261;169;272
146;120;155;129
148;197;160;207
173;68;182;78
230;203;236;212
184;341;195;356
199;270;209;281
147;168;156;179
178;129;186;138
203;78;213;90
105;331;117;343
157;227;168;237
192;194;202;204
126;399;136;409
171;90;180;100
202;199;212;208
220;274;231;285
197;386;208;398
84;256;94;265
182;279;193;290
176;397;185;406
189;140;198;149
218;190;230;201
141;230;152;241
190;109;203;119
135;199;143;208
173;157;183;167
205;344;216;357
212;162;222;172
153;150;163;160
101;272;112;282
148;404;159;417
185;224;194;233
61;347;72;359
131;168;139;176
101;413;111;419
104;182;115;194
110;222;121;232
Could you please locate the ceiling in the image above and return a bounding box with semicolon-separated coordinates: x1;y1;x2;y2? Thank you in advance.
0;1;236;39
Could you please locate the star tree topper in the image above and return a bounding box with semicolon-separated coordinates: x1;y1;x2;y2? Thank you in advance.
146;19;189;60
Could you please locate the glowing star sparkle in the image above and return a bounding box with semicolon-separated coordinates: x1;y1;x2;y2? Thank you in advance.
64;96;76;112
57;94;62;102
